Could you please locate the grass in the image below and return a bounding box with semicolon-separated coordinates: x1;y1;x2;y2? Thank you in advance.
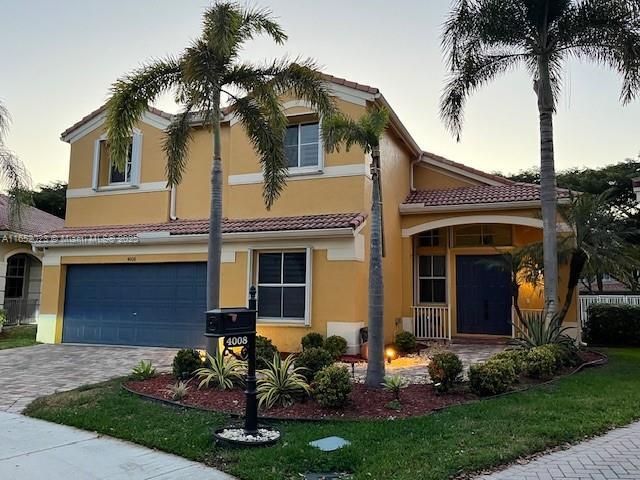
24;348;640;480
0;325;38;350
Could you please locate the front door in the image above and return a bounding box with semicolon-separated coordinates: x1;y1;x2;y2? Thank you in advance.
456;255;511;335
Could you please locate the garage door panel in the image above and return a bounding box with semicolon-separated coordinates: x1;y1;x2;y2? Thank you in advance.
63;263;207;348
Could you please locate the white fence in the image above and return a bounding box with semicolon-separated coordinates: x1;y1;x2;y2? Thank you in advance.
413;305;451;340
512;308;543;337
579;295;640;326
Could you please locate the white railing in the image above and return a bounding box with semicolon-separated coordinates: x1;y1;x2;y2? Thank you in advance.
413;305;450;340
3;299;39;326
512;307;543;338
579;295;640;327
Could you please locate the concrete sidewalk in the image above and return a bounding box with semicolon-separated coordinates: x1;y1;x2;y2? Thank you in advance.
0;412;234;479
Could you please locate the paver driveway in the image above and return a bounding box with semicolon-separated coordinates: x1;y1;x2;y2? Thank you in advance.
0;344;177;412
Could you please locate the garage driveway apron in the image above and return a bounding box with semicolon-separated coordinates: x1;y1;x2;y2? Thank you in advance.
0;344;178;413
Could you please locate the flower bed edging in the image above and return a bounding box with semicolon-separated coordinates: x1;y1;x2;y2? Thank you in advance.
121;350;608;422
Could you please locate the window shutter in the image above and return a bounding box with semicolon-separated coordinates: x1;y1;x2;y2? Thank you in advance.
304;247;312;326
131;132;143;185
91;140;100;190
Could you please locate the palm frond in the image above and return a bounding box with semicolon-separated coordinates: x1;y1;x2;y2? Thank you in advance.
321;106;389;154
164;105;194;187
106;57;183;169
229;94;287;209
0;101;10;144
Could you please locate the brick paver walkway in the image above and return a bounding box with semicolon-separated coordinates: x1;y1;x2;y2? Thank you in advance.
0;344;177;412
477;421;640;479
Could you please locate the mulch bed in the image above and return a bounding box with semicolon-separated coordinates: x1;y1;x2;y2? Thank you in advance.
124;350;606;421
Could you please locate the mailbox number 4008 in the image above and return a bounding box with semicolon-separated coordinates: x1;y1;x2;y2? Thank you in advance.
224;335;249;347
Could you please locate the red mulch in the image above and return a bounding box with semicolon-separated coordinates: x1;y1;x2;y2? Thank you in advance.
125;374;474;419
124;350;605;421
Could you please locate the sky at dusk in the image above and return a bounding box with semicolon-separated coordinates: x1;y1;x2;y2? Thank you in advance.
1;0;639;186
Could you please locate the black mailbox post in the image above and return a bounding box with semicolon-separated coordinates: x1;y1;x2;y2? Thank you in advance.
204;286;258;435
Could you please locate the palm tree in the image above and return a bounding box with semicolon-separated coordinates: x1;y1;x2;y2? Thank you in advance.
441;0;640;315
322;106;390;387
0;101;31;224
105;2;335;352
556;192;638;320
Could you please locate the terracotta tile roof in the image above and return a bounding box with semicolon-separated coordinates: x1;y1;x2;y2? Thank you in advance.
321;73;379;94
404;184;571;207
46;212;367;239
422;151;514;186
0;196;64;235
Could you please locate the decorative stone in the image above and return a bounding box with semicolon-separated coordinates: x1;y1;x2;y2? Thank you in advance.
217;427;280;443
308;436;351;452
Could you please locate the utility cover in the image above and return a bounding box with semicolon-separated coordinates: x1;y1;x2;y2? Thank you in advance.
308;436;351;452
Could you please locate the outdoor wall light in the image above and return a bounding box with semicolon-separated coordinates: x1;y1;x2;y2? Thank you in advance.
385;347;395;364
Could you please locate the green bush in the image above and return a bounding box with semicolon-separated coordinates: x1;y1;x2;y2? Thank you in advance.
172;349;202;379
313;365;352;408
395;331;417;354
584;304;640;347
255;335;279;369
301;332;324;350
469;358;517;396
294;347;334;382
427;351;463;393
324;335;348;359
523;345;557;378
490;349;527;375
131;360;156;380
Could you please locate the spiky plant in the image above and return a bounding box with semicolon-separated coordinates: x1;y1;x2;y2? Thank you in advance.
195;351;245;390
257;353;310;409
511;309;574;349
441;0;640;315
163;380;191;401
130;360;156;380
105;2;335;354
382;375;409;401
322;106;390;388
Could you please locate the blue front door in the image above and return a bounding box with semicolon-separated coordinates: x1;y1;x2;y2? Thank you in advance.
62;263;207;348
456;255;512;335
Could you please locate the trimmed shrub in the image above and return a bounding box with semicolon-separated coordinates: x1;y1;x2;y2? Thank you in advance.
313;365;352;408
301;332;324;351
584;304;640;347
324;335;348;359
172;349;202;379
469;358;517;396
546;342;580;368
427;351;463;393
395;331;417;354
523;345;557;378
490;349;527;375
295;347;334;382
255;335;279;369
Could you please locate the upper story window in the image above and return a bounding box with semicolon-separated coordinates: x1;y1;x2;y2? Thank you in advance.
92;131;142;190
453;224;512;247
285;122;320;169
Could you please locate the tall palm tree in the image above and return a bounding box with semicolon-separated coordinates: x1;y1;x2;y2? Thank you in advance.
0;101;31;224
105;2;335;352
322;106;389;387
441;0;640;315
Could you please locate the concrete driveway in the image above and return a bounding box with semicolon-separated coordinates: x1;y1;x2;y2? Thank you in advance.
0;344;178;412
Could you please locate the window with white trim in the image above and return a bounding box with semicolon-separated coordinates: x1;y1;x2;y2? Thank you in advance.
257;251;307;322
101;140;133;184
418;255;446;303
5;254;26;299
92;132;142;190
284;122;320;169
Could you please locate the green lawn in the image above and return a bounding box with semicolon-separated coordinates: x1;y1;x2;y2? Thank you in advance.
24;348;640;480
0;325;38;350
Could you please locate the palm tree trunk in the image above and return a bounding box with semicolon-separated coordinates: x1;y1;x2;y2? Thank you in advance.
207;91;223;355
536;54;559;316
558;249;587;321
365;146;385;388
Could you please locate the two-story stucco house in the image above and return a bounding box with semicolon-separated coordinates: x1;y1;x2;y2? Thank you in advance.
34;74;578;353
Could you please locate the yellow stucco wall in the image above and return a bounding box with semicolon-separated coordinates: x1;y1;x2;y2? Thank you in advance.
413;164;479;190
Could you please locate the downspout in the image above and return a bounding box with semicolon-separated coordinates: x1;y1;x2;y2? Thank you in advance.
410;154;422;191
169;185;177;221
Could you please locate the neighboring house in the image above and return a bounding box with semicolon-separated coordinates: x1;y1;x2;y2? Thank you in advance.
634;177;640;202
34;75;578;353
0;196;64;325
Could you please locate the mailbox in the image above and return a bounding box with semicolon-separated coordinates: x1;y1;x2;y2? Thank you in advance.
205;307;256;337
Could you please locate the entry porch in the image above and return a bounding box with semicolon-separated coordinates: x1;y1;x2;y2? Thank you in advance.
402;217;546;341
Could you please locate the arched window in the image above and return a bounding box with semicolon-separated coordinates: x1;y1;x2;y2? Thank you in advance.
5;254;27;298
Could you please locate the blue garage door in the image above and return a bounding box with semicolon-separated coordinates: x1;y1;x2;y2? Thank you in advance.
63;263;207;348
